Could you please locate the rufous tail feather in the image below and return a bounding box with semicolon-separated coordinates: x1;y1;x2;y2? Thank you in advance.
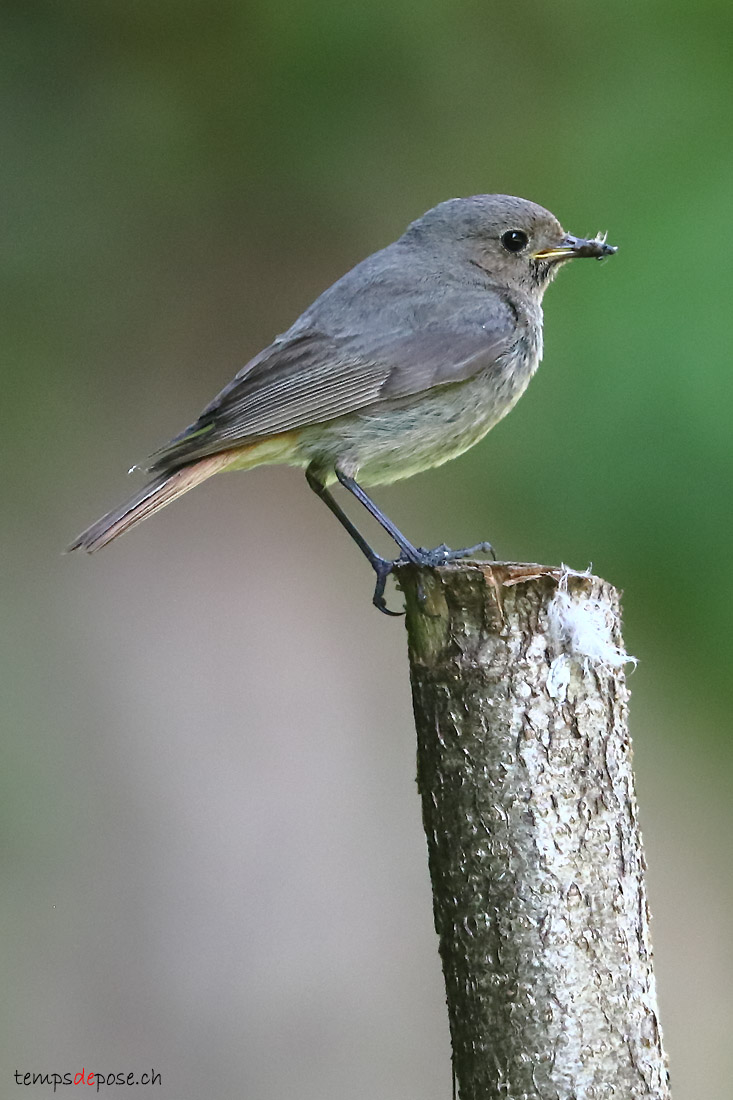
67;453;233;553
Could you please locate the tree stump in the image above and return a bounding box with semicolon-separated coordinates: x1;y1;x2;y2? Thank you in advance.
398;561;670;1100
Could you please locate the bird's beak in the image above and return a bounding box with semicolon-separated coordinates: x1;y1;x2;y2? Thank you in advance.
533;232;617;262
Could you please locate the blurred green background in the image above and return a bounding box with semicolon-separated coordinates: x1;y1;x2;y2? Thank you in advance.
4;2;731;1097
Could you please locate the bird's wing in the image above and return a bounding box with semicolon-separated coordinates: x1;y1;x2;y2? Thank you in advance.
150;305;517;470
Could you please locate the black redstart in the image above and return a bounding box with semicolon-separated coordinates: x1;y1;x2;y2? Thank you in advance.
69;195;616;612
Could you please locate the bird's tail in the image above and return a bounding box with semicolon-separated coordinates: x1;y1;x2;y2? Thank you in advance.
67;453;233;553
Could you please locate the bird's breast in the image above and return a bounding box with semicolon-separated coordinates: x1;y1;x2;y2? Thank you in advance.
294;336;542;486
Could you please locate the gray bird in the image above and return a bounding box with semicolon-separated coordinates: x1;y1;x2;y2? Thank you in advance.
69;194;616;612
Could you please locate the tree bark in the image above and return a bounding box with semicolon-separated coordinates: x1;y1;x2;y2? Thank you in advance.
397;561;670;1100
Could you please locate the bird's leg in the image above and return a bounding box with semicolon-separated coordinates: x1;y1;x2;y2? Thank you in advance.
334;469;496;566
307;466;496;614
305;467;402;615
334;469;425;563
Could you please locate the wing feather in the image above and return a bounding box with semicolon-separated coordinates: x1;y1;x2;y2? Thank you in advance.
150;299;517;471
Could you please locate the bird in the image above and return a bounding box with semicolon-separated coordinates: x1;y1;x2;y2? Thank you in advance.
69;194;616;613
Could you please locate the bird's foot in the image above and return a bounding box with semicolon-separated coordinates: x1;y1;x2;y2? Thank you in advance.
371;556;404;616
370;542;496;615
410;541;496;567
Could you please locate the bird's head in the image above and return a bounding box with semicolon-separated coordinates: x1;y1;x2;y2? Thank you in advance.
403;194;616;294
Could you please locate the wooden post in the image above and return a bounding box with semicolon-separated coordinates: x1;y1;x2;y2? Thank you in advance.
397;561;670;1100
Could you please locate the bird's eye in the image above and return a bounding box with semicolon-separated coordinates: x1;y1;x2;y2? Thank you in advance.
501;229;529;253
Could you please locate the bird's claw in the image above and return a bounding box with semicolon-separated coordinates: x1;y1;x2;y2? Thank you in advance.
369;540;496;615
411;541;496;567
371;557;404;616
